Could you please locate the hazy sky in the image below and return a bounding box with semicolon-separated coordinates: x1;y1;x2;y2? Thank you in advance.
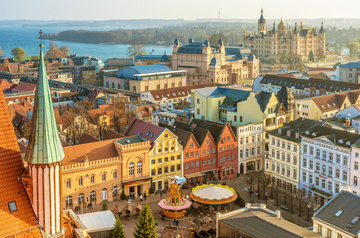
1;0;359;20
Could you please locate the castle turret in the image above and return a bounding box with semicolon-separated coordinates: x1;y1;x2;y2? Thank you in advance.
173;38;180;54
25;31;65;236
277;18;286;35
258;7;267;34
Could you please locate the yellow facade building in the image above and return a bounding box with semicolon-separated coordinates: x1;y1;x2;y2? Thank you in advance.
125;118;183;191
61;136;151;209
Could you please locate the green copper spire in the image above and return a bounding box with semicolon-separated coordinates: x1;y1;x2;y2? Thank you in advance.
25;40;65;164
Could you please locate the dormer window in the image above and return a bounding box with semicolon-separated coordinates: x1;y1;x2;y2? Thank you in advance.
305;131;310;135
339;139;343;144
311;132;316;136
287;131;291;137
346;141;351;145
295;132;299;139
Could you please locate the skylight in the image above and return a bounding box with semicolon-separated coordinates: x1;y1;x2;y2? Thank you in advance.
8;201;17;212
150;133;154;138
335;210;343;216
352;217;359;224
146;132;150;136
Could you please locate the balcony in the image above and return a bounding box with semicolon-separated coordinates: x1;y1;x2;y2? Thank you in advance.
265;113;276;119
264;124;276;131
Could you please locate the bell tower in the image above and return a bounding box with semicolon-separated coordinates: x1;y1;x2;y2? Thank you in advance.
25;30;65;236
258;7;266;34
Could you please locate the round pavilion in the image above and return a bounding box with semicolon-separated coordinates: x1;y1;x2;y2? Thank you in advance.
189;184;237;212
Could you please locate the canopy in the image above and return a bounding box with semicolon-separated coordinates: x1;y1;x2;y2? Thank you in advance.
190;184;237;204
78;210;116;232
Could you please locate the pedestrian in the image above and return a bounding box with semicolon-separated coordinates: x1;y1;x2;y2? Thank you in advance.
89;201;93;210
176;219;179;226
128;198;131;204
162;214;165;220
139;194;143;202
155;218;158;226
160;191;163;198
173;218;176;225
144;192;147;201
258;193;261;200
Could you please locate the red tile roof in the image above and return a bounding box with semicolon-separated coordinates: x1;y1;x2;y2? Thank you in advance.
78;132;99;144
12;82;37;92
0;87;42;237
0;79;13;92
62;139;118;165
124;117;164;142
103;129;125;140
312;89;360;113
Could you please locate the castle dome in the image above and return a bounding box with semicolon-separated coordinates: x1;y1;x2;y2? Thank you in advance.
247;53;256;61
204;39;210;47
209;56;220;66
278;18;286;30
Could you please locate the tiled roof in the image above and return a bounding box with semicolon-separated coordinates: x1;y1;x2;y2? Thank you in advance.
159;123;192;147
124;118;164;142
314;191;360;236
149;83;216;101
103;129;125;140
261;74;360;92
191;119;226;143
78;132;99;144
312;89;360;113
60;111;79;130
87;88;103;100
12;82;37;92
0;87;42;237
63;139;118;165
135;104;159;119
52;91;85;103
0;79;13;91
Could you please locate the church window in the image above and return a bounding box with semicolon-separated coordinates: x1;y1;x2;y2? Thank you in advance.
129;162;135;176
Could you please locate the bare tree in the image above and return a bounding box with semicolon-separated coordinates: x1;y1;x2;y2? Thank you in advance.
296;188;307;217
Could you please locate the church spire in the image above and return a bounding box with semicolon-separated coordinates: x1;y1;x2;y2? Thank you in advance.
25;30;65;165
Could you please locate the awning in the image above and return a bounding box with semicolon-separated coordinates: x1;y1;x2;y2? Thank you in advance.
185;172;204;179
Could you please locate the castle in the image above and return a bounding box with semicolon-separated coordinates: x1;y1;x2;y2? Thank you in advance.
243;8;326;61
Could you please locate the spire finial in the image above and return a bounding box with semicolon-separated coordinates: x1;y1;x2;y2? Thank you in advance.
39;29;43;48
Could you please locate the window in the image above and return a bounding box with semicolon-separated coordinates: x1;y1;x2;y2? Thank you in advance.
137;161;143;174
231;154;234;160
102;172;106;181
129;162;135;176
66;179;71;189
257;147;260;155
196;161;199;167
293;156;297;165
246;137;249;144
190;142;194;148
78;193;85;205
287;143;291;150
322;164;327;174
303;145;308;153
113;170;117;179
336;154;341;164
322;179;326;189
186;153;189;158
208;159;211;165
326;229;332;238
213;158;216;164
246;149;249;157
203;149;206;155
294;145;297;152
91;174;95;184
317;225;323;234
316;177;319;186
343;171;348;181
219;157;222;163
329;152;333;162
303;172;307;182
316;162;320;172
158;168;162;174
309;174;313;184
293;169;297;179
252;148;255;156
277;163;280;173
171;166;175;172
191;152;194;157
241;138;244;144
208;149;211;154
206;140;210;145
356;162;359;170
212;148;216;153
228;136;230;142
66;196;72;208
282;152;285;161
303;158;307;167
191;162;194;168
240;150;243;158
277;139;280;147
336;168;340;179
177;164;181;170
271;149;275;157
287;167;290;177
344;157;348;166
79;176;83;186
272;138;275;145
164;167;169;173
196;151;199;157
354;176;358;186
310;146;314;155
271;162;275;171
8;201;17;212
310;160;314;170
287;154;290;163
328;181;332;191
203;160;206;166
329;167;333;176
152;159;155;164
335;183;340;193
151;169;155;175
281;165;285;175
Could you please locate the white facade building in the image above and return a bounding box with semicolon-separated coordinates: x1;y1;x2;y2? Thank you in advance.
300;125;360;204
237;122;263;174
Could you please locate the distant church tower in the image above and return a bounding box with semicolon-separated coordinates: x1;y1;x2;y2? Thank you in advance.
258;7;266;34
25;31;65;236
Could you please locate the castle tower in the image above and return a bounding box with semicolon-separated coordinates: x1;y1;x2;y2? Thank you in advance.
258;7;266;34
25;32;65;236
277;18;286;35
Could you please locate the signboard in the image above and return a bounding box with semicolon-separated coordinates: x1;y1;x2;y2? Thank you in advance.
124;179;150;187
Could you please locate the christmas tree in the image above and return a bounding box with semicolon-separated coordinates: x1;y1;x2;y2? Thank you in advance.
102;200;108;211
112;218;126;238
133;205;157;238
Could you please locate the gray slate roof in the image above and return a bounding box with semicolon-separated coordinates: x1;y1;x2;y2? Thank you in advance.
314;191;360;236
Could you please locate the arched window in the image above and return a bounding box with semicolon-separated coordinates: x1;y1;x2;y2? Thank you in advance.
66;196;72;208
79;176;83;186
91;174;95;184
137;161;143;174
129;162;135;176
354;176;358;186
113;170;117;179
66;179;71;189
78;193;85;205
113;186;118;198
90;191;96;202
102;188;108;200
102;172;106;181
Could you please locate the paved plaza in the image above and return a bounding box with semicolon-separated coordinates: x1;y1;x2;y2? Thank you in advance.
74;174;313;237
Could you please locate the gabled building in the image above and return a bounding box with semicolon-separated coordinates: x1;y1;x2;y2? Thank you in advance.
124;118;183;191
337;62;360;84
295;89;360;120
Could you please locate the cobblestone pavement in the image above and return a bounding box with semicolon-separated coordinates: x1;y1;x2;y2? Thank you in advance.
74;175;313;237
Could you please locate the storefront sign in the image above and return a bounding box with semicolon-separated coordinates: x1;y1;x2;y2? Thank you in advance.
124;179;150;187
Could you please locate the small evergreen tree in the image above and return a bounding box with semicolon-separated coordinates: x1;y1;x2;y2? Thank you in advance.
120;190;127;200
102;200;108;211
133;205;157;238
112;218;126;238
308;51;315;62
235;192;246;207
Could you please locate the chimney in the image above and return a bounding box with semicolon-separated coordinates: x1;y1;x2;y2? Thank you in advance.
346;119;351;127
191;124;196;131
260;204;267;210
275;210;281;219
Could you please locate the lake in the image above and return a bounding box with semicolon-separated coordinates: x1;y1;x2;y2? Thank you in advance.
0;26;173;61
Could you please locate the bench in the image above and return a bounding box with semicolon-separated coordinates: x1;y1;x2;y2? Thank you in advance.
280;206;289;211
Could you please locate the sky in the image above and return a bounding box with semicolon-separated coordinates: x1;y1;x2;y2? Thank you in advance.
1;0;360;20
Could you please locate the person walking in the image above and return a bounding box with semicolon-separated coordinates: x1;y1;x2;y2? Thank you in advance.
89;201;93;210
155;218;158;226
139;194;143;202
144;192;147;201
162;214;165;220
160;191;163;198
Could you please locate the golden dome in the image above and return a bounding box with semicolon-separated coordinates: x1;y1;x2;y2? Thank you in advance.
278;17;286;29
